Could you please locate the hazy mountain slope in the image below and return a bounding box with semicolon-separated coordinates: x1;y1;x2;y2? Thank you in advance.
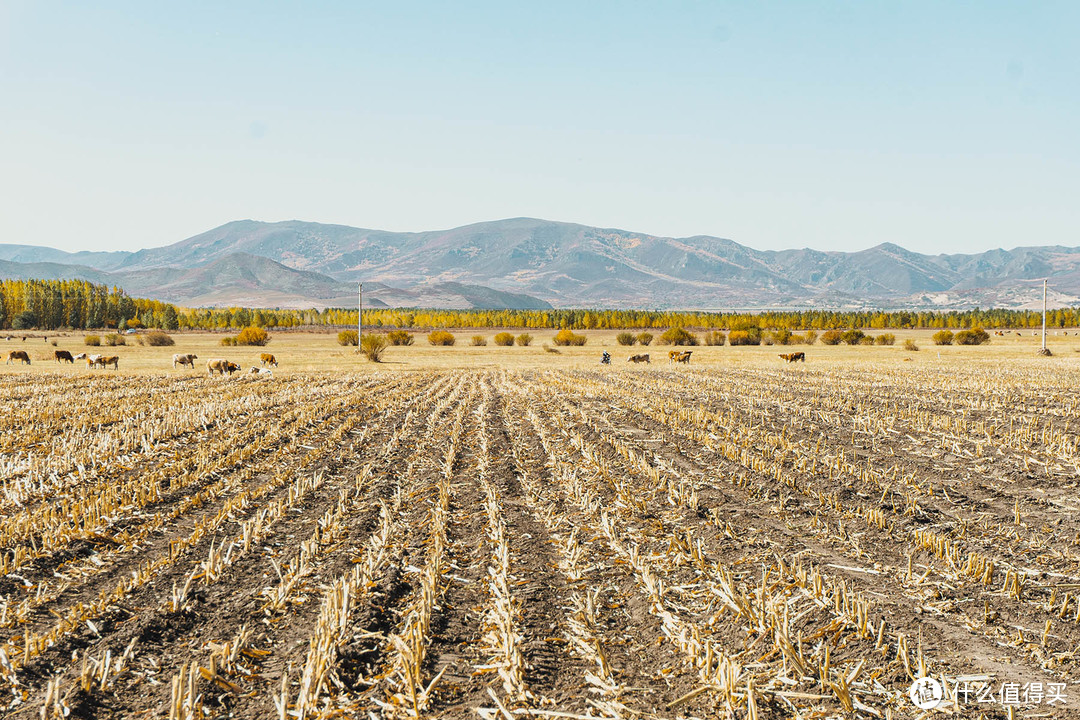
114;220;384;272
0;258;118;284
0;252;552;310
116;253;359;307
0;245;132;270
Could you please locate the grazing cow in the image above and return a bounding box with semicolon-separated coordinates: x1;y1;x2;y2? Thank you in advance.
627;354;650;364
778;352;806;363
88;355;118;370
55;350;74;363
207;359;241;375
6;350;30;365
172;353;198;369
669;350;692;364
260;353;278;367
249;366;273;376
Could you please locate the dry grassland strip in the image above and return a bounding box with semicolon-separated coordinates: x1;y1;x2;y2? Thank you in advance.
4;365;1079;719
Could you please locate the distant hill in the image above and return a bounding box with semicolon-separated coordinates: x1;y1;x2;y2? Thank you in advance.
0;245;131;270
0;250;553;310
3;218;1079;309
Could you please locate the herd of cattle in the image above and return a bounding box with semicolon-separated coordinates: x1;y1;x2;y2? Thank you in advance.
4;349;278;375
623;351;694;364
6;345;813;371
624;350;804;365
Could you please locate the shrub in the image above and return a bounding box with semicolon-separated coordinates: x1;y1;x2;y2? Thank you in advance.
103;333;125;346
220;336;237;346
703;330;726;346
728;330;760;346
428;330;456;346
904;338;919;351
616;332;637;346
875;333;896;346
144;330;175;346
543;345;560;354
553;329;587;346
471;335;488;346
337;330;359;346
361;334;388;361
636;332;653;346
516;333;532;346
235;326;270;346
804;330;818;345
660;327;698;346
387;330;414;346
493;332;515;346
49;339;58;346
820;330;843;345
858;336;875;345
932;330;954;345
729;321;763;344
770;328;793;345
841;329;865;345
84;335;101;346
955;327;990;345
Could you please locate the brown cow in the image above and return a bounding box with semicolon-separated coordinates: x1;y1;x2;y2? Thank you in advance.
669;350;692;364
89;355;119;370
207;359;241;375
260;353;277;367
6;350;30;365
55;350;74;363
173;353;197;369
627;354;650;364
779;352;806;363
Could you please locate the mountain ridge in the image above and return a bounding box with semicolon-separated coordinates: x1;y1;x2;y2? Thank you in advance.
3;218;1078;309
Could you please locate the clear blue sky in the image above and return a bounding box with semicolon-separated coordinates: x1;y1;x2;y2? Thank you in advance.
1;2;1077;254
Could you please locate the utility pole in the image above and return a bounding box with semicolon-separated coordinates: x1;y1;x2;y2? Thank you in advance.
1039;279;1052;356
358;282;363;353
1036;280;1054;356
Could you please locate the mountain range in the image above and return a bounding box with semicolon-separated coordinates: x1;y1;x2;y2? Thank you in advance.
1;218;1078;310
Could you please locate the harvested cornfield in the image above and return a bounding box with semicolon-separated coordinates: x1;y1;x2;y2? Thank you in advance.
3;364;1079;718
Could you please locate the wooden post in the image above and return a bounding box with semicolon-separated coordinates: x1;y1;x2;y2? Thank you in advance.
358;283;363;353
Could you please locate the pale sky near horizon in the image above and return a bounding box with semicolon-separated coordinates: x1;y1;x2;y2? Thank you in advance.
1;2;1077;255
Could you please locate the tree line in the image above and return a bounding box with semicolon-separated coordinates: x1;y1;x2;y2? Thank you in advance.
3;278;1080;331
0;279;179;330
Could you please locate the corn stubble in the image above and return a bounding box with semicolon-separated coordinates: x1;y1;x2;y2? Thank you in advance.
2;360;1079;718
